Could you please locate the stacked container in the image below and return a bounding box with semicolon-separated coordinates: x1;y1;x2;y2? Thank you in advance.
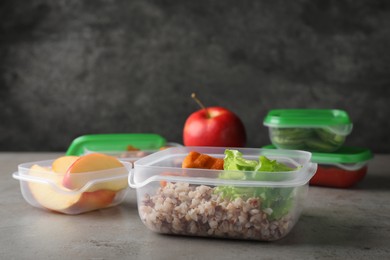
263;109;373;188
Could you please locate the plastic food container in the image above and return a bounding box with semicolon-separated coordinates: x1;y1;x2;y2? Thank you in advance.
263;109;353;152
129;147;317;241
13;159;131;214
66;133;182;163
263;145;372;188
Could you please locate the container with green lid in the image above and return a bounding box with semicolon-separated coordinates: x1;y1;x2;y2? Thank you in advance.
66;133;182;163
263;109;353;152
263;145;373;188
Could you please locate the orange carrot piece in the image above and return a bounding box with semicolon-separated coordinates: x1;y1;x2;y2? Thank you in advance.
182;151;224;170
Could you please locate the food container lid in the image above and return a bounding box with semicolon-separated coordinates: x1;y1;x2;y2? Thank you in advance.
66;133;167;156
263;109;353;132
263;145;373;164
129;147;317;189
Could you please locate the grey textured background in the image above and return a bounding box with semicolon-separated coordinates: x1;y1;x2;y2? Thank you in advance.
0;0;389;152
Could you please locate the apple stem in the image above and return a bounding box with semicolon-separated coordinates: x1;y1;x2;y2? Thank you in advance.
191;93;210;118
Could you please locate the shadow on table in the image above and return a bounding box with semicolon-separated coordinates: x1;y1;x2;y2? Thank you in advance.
353;174;390;190
277;213;380;248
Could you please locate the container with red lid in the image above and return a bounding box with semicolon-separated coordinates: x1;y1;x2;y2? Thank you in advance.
263;145;373;188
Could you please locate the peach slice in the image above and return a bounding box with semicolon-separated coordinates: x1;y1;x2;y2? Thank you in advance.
52;156;79;174
28;164;82;211
29;164;62;185
74;190;117;212
28;164;117;213
62;153;128;192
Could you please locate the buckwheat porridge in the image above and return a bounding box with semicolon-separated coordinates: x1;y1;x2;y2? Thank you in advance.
139;182;295;241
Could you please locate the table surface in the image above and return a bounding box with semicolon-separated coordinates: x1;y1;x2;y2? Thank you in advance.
1;152;389;260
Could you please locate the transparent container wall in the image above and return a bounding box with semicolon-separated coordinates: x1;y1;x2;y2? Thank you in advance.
131;146;316;241
18;179;127;215
15;159;130;215
269;126;349;152
136;180;309;241
133;146;313;185
83;142;183;163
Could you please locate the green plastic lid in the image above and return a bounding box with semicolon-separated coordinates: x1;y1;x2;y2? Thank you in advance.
262;144;373;164
263;109;352;127
66;133;167;156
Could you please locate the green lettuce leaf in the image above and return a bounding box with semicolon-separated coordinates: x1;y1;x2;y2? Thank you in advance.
215;149;296;220
223;149;258;171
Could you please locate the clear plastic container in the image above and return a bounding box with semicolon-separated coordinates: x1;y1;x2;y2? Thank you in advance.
129;147;317;241
66;133;182;163
13;159;132;215
263;109;353;152
263;145;372;188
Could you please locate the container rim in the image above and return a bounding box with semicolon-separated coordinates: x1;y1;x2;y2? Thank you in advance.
135;146;313;165
13;171;129;194
82;142;183;158
17;159;132;174
130;147;317;188
129;162;317;189
14;160;132;193
263;145;373;164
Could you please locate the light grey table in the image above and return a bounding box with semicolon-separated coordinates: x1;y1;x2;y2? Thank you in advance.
1;152;389;260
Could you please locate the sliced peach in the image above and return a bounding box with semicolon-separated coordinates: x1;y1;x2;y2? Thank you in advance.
28;165;82;211
74;190;117;211
29;164;62;185
52;156;79;174
62;153;128;192
28;164;117;213
29;182;116;213
67;153;124;173
29;183;82;212
29;164;51;173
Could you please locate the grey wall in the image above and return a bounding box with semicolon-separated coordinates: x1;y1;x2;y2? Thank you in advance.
1;0;389;152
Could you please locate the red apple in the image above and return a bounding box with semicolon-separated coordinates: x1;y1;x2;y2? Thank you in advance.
183;105;246;147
